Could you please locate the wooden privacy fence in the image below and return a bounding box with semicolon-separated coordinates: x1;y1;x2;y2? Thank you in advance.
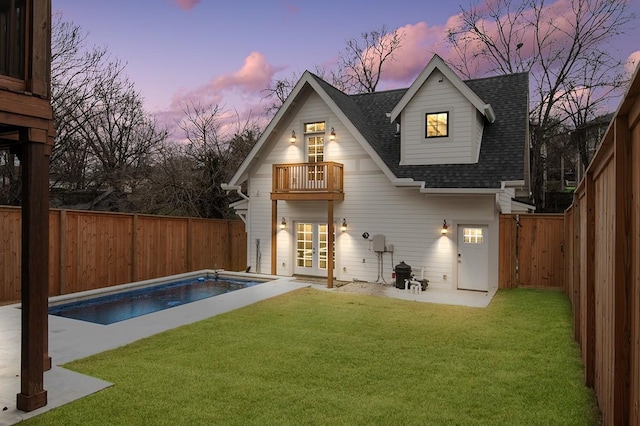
498;213;565;289
563;71;640;425
0;207;247;302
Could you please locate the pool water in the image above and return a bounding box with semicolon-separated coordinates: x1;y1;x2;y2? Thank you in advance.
48;277;263;325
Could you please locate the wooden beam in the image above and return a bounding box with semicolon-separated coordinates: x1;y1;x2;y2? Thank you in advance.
271;192;344;201
327;200;334;288
613;115;631;425
271;200;277;275
584;171;596;388
16;138;49;412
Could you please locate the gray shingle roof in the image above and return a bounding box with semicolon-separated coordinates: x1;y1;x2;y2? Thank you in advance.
310;72;529;189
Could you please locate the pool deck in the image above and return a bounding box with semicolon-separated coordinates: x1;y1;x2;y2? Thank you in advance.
0;276;495;425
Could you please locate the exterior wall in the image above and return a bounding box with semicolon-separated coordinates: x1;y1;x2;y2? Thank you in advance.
400;70;479;166
245;91;500;290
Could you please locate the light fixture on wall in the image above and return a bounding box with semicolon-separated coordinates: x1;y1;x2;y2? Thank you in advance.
289;131;297;144
341;218;348;232
280;217;287;230
329;127;336;141
441;219;448;235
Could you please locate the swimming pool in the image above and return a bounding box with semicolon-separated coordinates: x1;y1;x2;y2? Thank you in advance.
48;272;266;325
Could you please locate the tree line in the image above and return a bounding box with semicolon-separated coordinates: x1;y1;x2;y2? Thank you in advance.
0;0;635;215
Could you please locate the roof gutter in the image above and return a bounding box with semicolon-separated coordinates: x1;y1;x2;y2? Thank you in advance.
420;187;502;195
220;184;249;201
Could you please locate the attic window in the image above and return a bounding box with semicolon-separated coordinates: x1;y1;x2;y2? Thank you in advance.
425;112;448;138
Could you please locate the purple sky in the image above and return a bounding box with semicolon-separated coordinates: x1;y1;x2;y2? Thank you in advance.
53;0;640;139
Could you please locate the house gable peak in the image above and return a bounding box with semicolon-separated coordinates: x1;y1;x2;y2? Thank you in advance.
389;54;495;124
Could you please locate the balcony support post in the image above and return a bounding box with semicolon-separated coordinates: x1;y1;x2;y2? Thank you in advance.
327;200;334;288
271;200;277;275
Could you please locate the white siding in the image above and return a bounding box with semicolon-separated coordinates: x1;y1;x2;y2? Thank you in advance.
243;90;501;290
400;70;483;166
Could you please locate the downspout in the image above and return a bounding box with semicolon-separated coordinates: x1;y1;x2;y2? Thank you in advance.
221;184;252;272
221;184;249;225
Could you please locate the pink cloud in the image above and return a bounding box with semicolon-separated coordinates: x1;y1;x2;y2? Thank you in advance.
281;1;299;16
381;22;448;85
174;0;200;11
212;51;280;92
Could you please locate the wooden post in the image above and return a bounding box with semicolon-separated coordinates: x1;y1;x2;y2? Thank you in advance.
572;202;581;344
16;136;49;412
584;171;596;388
59;210;66;294
613;116;631;425
271;200;277;275
186;217;193;271
327;200;334;288
132;214;138;282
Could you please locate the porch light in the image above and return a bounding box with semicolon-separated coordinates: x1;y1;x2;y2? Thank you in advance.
341;218;348;232
441;219;448;235
289;131;297;143
280;217;287;230
329;127;336;141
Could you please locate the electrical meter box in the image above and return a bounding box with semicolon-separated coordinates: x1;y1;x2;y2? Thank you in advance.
372;234;385;252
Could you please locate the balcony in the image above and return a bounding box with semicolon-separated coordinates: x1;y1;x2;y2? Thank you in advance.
271;162;344;201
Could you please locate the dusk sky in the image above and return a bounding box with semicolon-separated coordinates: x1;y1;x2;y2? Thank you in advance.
52;0;640;138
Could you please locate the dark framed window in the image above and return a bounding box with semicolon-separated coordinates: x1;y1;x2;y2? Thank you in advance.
425;112;448;138
0;0;26;79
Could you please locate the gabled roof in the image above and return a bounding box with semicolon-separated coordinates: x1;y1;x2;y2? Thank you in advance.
353;72;529;189
389;54;495;124
226;57;529;190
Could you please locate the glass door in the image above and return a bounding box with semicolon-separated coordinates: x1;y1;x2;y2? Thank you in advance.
294;222;335;276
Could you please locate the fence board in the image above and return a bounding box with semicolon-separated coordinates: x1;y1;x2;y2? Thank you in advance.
564;70;640;424
0;207;246;302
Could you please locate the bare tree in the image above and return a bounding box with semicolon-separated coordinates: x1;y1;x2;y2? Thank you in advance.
49;15;110;191
262;26;403;114
262;66;343;115
135;102;260;218
336;25;404;94
49;15;167;211
0;152;20;205
447;0;635;209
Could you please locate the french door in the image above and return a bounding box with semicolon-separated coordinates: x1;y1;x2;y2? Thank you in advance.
294;222;335;277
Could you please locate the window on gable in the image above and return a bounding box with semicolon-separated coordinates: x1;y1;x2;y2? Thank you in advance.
425;112;448;138
304;121;325;181
0;0;26;79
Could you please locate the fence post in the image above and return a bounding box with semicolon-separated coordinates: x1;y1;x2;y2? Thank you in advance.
132;214;138;282
59;210;66;295
187;217;193;272
613;116;631;425
584;172;596;388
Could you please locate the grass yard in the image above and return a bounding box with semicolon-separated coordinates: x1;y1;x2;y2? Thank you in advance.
23;288;600;425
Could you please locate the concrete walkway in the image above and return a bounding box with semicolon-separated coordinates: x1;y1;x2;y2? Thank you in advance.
1;277;495;425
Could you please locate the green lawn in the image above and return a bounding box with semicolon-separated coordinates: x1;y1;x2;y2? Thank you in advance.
24;288;600;425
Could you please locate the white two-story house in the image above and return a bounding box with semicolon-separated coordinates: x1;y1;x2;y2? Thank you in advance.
223;55;531;291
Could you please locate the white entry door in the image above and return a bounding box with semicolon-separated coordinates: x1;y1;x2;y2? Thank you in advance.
294;223;334;277
457;225;489;291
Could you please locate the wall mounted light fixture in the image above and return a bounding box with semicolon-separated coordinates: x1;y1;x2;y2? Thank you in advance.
289;131;297;143
441;219;448;235
280;217;287;230
329;127;336;141
341;218;348;232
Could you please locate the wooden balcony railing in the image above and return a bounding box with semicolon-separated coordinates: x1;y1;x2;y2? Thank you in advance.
272;162;344;200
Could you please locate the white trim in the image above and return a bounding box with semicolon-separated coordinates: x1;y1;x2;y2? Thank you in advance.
420;187;502;195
